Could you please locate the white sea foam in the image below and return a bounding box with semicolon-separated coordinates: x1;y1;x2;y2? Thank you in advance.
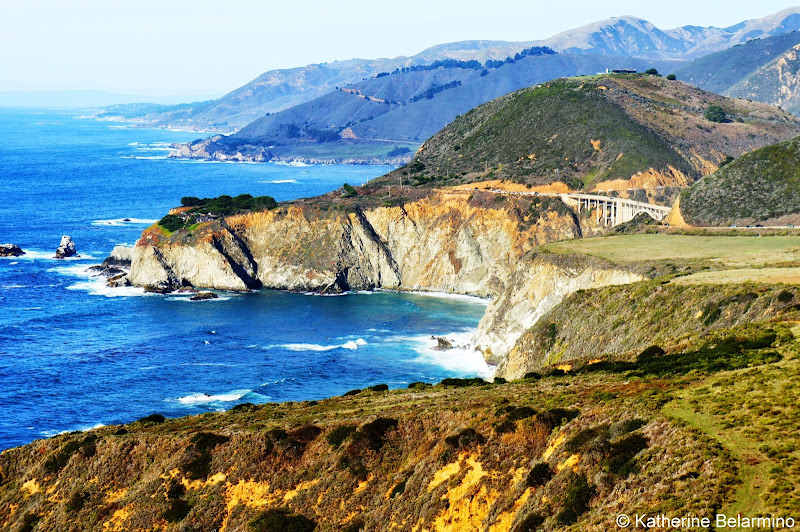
276;338;368;352
91;217;158;226
12;250;58;260
405;329;494;379
404;290;490;305
175;389;251;405
281;343;341;352
342;338;368;350
258;179;298;184
41;423;105;438
66;280;150;298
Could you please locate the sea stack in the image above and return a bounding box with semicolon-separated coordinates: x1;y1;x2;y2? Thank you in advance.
0;244;25;257
55;235;78;259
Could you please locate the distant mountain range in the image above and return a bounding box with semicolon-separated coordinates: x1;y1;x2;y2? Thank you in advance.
678;30;800;115
100;7;800;134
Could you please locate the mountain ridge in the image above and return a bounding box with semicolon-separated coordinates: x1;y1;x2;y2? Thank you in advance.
100;8;800;131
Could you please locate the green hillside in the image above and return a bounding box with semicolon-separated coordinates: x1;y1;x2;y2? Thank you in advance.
377;74;800;190
681;136;800;225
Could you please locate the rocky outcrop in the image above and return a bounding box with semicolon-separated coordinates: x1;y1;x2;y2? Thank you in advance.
478;254;645;378
0;244;24;257
128;191;582;296
124;191;644;369
54;235;77;259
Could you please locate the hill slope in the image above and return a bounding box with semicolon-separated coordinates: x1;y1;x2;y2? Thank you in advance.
676;31;800;95
377;74;800;191
175;54;685;163
727;43;800;115
680;136;800;226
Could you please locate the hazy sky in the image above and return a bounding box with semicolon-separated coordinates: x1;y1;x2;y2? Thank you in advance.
2;0;799;102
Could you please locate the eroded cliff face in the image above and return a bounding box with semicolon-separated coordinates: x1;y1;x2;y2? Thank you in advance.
474;255;644;375
129;191;582;297
126;191;642;370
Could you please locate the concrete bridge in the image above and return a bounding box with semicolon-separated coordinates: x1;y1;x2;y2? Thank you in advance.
490;190;672;227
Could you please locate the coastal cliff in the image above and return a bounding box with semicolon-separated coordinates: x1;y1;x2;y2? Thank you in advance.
129;191;583;296
124;191;646;372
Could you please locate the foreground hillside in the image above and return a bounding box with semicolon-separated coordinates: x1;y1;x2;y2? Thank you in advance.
680;136;800;226
2;250;799;530
377;74;800;192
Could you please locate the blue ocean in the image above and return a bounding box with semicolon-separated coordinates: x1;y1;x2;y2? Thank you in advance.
0;109;490;450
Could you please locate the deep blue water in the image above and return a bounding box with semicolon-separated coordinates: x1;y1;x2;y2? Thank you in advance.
0;109;490;450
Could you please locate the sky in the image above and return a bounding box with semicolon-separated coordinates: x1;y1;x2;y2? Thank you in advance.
1;0;799;104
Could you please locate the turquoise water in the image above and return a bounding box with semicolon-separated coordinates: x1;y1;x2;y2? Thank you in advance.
0;109;490;450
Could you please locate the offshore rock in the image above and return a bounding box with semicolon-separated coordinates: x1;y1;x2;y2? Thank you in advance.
0;244;24;257
54;235;78;259
190;291;219;301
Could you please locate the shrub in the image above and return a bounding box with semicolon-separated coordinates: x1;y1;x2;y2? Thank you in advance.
523;372;541;380
342;389;361;397
327;425;357;448
355;418;398;450
289;424;322;444
565;425;610;453
609;419;647;439
181;433;229;480
248;508;316;532
342;183;358;198
407;382;432;390
445;428;485;450
555;473;595;525
705;105;727;123
516;513;545;531
438;377;486;387
535;408;579;430
162;499;192;522
637;345;665;362
343;519;365;532
390;477;408;497
777;290;794;303
231;402;257;413
44;435;98;473
367;384;389;392
602;434;649;476
65;490;89;512
493;377;507;384
645;68;660;76
526;462;553;488
158;214;186;233
138;413;166;424
507;406;537;422
666;73;677;80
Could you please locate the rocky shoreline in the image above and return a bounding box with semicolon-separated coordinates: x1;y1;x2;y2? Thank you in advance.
169;136;415;166
108;190;644;376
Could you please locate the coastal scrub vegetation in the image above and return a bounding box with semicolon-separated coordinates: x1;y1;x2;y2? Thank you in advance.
158;194;278;233
2;315;800;529
680;136;800;225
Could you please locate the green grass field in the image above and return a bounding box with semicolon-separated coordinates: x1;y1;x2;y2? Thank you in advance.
542;234;800;269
